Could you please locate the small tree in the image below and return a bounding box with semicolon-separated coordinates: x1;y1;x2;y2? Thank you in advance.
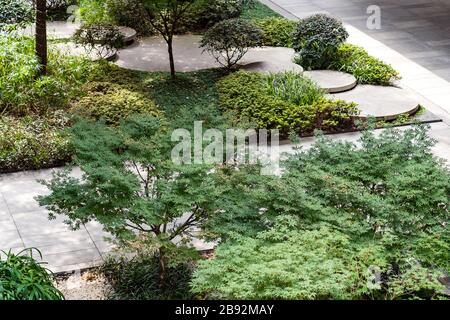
142;0;199;79
200;18;263;70
37;116;219;288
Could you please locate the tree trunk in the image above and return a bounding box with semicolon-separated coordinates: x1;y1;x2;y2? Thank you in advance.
158;247;166;289
167;37;176;79
35;0;47;76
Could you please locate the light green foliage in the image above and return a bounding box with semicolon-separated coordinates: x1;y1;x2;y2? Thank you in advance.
0;248;64;300
253;17;296;47
218;71;358;135
201;125;449;300
266;71;324;105
37;115;221;289
192;217;381;299
0;35;94;116
328;43;401;86
72;81;161;125
0;113;72;173
78;0;115;25
0;0;34;32
293;14;348;69
200;18;263;70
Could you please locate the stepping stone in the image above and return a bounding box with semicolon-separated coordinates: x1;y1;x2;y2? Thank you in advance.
240;61;304;74
332;85;420;121
239;47;304;75
304;70;357;93
118;26;137;44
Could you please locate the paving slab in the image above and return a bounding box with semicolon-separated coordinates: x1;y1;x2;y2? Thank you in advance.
304;70;357;93
332;85;420;120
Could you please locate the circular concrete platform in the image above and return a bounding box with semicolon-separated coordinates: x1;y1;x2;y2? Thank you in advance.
239;46;303;75
332;85;420;120
118;26;137;43
304;70;356;93
53;42;117;61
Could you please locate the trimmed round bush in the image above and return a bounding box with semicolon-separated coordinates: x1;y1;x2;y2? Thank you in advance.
194;0;251;28
72;82;161;125
73;23;125;60
293;14;348;69
201;18;263;70
253;17;296;47
218;71;358;135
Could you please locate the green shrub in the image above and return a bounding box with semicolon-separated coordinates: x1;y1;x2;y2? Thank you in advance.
194;0;254;28
218;71;358;135
73;23;125;60
293;14;348;69
0;35;94;116
253;17;296;47
78;0;114;25
201;18;263;70
240;0;279;20
46;0;77;21
101;254;195;300
0;0;34;33
72;81;161;125
0;113;72;173
265;71;324;105
328;43;401;86
106;0;155;36
0;248;64;300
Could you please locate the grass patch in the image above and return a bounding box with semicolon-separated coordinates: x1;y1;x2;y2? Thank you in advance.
241;1;281;20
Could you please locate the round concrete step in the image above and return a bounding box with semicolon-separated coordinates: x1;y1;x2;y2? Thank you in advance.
53;42;117;61
239;47;304;75
118;26;137;44
332;85;420;120
304;70;357;93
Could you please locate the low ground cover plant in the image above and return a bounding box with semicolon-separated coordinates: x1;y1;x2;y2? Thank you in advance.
328;43;401;86
253;17;296;47
218;70;358;135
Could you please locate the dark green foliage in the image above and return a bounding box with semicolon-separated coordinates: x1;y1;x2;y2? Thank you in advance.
106;0;155;36
253;17;295;47
293;14;349;69
200;125;449;300
37;115;221;287
200;18;263;69
0;0;34;32
240;0;279;20
0;248;64;300
46;0;77;21
218;71;358;135
71;81;161;125
194;0;254;28
73;23;125;60
328;43;401;86
101;254;194;300
0;113;72;173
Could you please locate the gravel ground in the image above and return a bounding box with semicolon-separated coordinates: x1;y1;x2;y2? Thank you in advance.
56;269;112;300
